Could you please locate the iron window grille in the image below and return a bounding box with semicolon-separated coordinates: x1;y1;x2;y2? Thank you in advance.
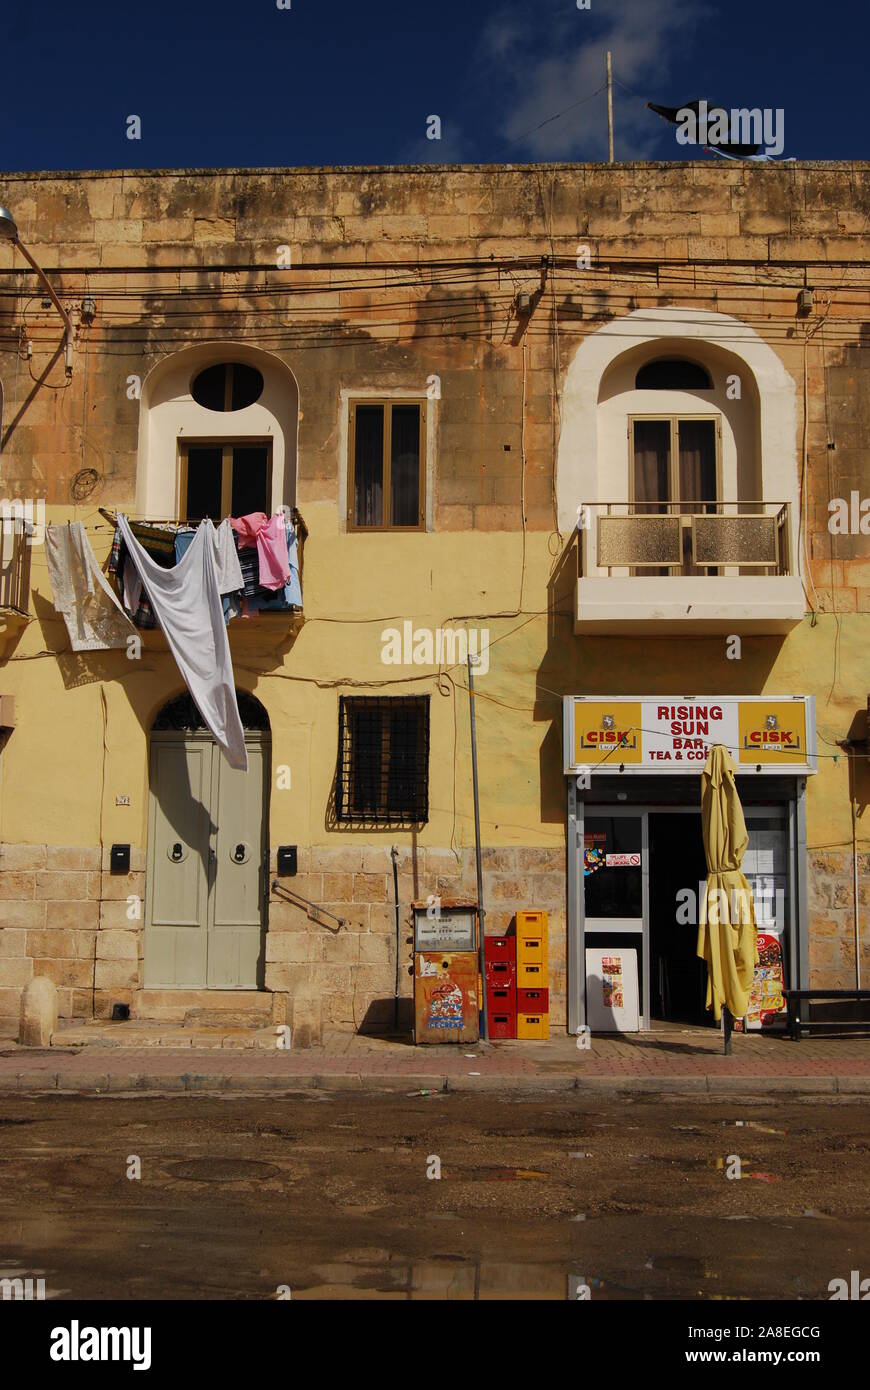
337;695;430;825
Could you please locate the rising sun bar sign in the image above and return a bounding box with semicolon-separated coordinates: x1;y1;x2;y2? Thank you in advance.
563;696;817;776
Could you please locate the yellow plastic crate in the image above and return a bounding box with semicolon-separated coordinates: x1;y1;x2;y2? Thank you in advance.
517;961;546;988
516;910;548;942
517;1012;549;1040
516;935;544;964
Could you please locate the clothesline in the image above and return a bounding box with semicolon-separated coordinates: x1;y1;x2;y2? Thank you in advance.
96;506;309;539
44;513;303;770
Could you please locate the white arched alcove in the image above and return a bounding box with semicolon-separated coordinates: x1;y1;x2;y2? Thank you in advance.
136;343;299;519
560;309;804;634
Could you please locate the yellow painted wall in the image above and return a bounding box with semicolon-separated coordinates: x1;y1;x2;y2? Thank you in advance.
2;503;865;866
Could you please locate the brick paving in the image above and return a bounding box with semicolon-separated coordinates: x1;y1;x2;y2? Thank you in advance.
1;1026;869;1093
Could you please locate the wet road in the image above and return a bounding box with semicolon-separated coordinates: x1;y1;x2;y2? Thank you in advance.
0;1090;867;1300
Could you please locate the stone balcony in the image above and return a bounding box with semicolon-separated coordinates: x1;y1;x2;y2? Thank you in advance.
575;500;806;635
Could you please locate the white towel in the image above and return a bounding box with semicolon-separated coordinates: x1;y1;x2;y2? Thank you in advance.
212;518;244;595
117;515;247;771
45;522;137;651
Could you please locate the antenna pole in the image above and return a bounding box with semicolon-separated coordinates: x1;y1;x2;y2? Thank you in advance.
606;51;615;163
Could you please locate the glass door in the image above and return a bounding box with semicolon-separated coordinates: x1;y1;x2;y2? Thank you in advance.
582;811;648;1031
742;810;790;1030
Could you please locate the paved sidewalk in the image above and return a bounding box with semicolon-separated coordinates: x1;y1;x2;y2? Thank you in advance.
1;1027;869;1095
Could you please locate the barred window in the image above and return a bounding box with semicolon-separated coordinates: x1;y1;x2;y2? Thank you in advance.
337;696;429;825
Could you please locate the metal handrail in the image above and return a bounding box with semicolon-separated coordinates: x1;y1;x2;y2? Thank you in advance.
271;879;346;928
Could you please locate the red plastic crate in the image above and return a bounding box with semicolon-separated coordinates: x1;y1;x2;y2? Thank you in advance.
489;1012;516;1040
486;984;517;1014
484;936;516;964
484;959;516;987
517;987;549;1013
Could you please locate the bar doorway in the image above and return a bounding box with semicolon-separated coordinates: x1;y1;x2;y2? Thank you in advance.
648;812;709;1027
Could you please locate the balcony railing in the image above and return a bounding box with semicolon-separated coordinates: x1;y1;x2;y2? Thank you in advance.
0;518;32;615
97;507;307;627
578;501;792;578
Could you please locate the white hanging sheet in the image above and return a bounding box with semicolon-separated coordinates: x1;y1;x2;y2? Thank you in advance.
117;515;247;771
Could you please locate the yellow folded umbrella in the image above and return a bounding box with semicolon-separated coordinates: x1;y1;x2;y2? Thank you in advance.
697;744;759;1022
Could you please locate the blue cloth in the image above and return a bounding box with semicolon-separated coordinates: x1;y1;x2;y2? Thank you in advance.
174;530;196;564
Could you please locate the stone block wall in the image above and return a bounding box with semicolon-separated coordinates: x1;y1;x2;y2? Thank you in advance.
807;850;870;987
0;163;867;550
265;844;567;1031
0;844;145;1032
3;839;867;1031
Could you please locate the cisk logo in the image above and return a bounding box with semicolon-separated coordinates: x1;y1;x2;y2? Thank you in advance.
743;712;800;752
828;1270;870;1300
579;713;637;752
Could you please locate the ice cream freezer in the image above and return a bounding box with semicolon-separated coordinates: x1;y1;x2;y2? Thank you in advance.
412;900;479;1044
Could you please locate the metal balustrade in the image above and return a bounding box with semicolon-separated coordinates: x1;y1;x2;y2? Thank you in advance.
577;501;792;577
0;518;31;614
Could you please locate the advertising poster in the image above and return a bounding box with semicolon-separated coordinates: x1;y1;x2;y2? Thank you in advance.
745;932;787;1030
585;948;640;1032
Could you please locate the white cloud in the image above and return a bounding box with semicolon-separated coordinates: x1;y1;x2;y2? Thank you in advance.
397;120;470;166
483;0;710;161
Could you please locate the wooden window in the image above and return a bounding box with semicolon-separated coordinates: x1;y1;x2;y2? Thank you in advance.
629;415;720;574
348;400;425;531
178;442;272;522
337;696;430;824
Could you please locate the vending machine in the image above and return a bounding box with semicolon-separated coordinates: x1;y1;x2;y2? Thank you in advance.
412;899;479;1044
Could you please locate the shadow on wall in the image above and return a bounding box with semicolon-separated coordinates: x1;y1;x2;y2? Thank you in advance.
845;706;870;816
31;579;304;694
359;996;414;1038
535;531;789;825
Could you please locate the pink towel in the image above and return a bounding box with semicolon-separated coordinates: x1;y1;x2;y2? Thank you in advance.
231;511;290;591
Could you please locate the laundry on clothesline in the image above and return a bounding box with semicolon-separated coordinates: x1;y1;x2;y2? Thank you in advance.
45;522;137;652
108;512;301;630
117;515;248;771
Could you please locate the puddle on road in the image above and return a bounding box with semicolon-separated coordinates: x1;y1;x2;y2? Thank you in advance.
290;1260;643;1300
164;1159;283;1183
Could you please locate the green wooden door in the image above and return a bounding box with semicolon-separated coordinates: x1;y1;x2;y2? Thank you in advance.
145;734;268;989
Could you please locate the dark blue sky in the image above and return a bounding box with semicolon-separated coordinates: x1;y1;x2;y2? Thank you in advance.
0;0;865;172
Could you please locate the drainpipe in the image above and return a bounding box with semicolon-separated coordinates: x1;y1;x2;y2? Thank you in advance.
468;654;489;1042
390;846;401;1030
852;795;861;991
839;733;866;992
